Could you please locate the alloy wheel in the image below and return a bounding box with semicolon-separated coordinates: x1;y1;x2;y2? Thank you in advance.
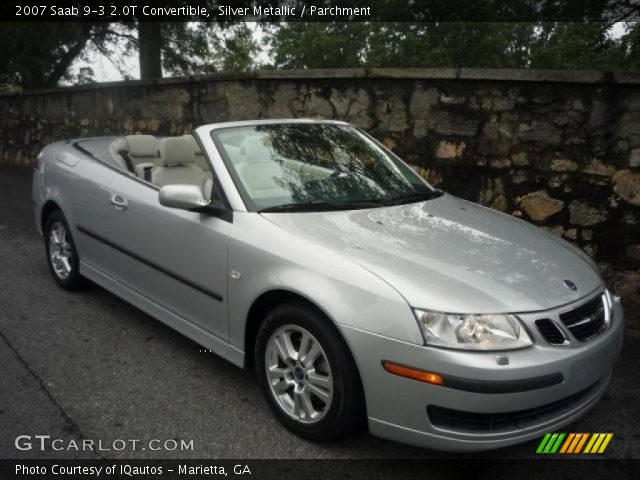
265;324;334;424
48;221;73;280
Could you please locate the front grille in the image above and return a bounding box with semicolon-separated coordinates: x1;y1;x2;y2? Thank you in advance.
559;296;606;342
427;382;599;433
535;318;566;344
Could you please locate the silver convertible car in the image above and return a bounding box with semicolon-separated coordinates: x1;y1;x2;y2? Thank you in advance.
33;119;624;452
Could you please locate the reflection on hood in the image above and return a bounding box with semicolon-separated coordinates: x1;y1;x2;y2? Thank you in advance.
263;195;602;313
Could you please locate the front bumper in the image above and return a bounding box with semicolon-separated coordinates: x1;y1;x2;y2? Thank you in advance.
340;296;624;452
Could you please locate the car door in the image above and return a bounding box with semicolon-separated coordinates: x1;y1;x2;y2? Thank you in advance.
66;145;122;275
97;173;232;340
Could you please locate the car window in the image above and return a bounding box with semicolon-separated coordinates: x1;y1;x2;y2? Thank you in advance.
211;123;433;211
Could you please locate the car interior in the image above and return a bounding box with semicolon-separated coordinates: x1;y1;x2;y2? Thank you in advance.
108;134;214;200
104;131;398;211
215;133;336;204
106;133;336;207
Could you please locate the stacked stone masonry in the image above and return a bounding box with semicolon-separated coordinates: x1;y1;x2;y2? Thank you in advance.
1;68;639;268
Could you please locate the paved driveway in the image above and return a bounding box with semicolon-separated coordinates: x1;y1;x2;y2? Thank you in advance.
0;166;638;460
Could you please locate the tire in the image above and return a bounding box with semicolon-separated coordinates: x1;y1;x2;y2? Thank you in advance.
255;302;365;441
44;210;86;290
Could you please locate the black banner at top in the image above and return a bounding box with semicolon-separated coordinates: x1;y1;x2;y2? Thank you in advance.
4;0;640;22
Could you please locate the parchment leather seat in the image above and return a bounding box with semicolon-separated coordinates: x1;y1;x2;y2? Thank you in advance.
151;137;209;193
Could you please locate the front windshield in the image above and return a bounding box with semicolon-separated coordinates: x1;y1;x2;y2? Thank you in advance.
211;122;435;211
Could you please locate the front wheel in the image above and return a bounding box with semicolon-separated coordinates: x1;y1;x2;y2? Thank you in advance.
255;303;365;441
44;210;85;290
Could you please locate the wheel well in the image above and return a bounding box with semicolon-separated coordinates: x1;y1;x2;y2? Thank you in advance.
244;290;346;366
41;200;61;232
244;289;368;419
245;290;310;368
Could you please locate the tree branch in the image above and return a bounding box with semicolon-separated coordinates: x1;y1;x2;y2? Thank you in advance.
46;25;92;87
91;41;133;79
102;29;139;45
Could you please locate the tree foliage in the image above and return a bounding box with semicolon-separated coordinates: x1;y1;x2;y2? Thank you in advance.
0;22;260;91
528;23;628;70
365;23;535;68
619;22;640;71
1;20;637;92
266;22;640;71
0;23;127;90
161;23;260;75
267;23;370;69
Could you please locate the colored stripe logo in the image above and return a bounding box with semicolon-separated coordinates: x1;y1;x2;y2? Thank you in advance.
536;433;613;454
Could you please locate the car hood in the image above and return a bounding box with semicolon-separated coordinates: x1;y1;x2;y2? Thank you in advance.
262;194;603;313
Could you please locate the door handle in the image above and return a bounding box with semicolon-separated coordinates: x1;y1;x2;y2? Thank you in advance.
110;194;128;211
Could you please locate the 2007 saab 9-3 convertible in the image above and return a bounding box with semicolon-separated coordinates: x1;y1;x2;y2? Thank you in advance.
33;119;624;452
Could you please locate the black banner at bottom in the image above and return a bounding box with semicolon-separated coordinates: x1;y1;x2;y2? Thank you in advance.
1;459;638;480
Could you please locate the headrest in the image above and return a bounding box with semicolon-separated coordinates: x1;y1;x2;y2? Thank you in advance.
108;138;130;170
125;135;157;158
110;137;126;150
157;137;194;166
182;134;203;156
239;136;271;163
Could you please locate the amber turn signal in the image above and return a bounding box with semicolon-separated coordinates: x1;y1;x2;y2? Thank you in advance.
382;361;444;386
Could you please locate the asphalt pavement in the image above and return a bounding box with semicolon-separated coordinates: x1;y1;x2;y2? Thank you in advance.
1;165;638;460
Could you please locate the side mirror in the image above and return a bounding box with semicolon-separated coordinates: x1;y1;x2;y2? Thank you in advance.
159;185;209;211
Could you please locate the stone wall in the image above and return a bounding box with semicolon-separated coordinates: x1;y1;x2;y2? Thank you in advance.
1;68;639;268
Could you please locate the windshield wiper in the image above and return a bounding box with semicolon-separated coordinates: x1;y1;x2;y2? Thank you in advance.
258;200;382;213
382;190;443;206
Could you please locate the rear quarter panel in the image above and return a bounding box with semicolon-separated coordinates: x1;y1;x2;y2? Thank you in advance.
33;142;80;235
34;142;119;246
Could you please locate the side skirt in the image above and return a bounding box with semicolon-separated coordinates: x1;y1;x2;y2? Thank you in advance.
79;260;245;368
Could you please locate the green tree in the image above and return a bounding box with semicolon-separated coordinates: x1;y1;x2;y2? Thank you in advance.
0;23;123;90
528;23;623;70
162;23;260;75
74;66;97;85
615;22;640;71
365;23;535;68
267;23;370;69
3;19;637;92
0;21;261;90
266;22;639;72
216;24;261;72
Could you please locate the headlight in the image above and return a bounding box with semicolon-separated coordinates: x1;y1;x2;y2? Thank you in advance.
413;309;532;351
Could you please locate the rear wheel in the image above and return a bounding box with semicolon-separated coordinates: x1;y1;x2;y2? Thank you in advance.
44;210;85;290
255;302;365;441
